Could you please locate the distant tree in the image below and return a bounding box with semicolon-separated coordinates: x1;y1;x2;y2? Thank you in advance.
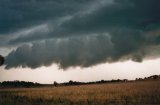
54;81;58;87
152;75;159;79
136;78;143;81
100;80;105;83
69;80;73;84
123;79;128;82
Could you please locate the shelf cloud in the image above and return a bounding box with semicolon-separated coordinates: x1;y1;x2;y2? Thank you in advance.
0;0;160;69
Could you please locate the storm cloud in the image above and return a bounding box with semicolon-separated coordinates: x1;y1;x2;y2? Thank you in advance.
0;55;4;66
5;34;114;69
1;0;160;69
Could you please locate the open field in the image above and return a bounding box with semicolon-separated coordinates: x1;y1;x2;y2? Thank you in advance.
0;81;160;105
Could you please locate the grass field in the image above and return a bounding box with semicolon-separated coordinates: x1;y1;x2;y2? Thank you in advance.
0;81;160;105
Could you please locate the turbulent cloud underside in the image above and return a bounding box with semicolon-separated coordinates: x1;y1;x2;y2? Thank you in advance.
0;0;160;69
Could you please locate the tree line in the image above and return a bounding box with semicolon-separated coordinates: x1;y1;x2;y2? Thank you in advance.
0;75;160;88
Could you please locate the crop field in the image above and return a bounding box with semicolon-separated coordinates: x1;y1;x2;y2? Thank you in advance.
0;81;160;105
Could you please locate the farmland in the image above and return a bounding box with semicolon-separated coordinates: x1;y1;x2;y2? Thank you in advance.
0;80;160;105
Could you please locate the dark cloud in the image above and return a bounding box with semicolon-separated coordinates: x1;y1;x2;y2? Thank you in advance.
0;0;95;34
59;0;160;33
1;0;160;69
7;0;160;44
0;55;5;66
5;34;113;69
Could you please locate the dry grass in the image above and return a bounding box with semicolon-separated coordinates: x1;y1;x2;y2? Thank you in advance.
0;80;160;105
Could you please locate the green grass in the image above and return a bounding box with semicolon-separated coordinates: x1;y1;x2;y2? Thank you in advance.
0;81;160;105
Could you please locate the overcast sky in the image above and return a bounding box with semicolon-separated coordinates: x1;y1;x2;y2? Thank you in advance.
0;0;160;83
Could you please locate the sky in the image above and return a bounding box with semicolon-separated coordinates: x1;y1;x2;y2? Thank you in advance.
0;0;160;83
